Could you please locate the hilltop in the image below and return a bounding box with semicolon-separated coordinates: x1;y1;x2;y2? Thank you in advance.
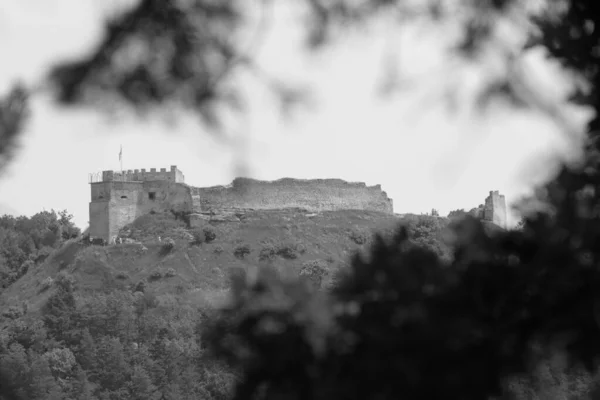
0;209;412;312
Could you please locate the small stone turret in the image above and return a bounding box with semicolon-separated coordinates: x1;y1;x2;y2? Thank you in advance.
483;190;507;229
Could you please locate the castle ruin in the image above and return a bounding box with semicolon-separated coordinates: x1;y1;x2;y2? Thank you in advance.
483;190;507;229
88;166;394;242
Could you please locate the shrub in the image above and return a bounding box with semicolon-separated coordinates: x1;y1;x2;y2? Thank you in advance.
34;246;54;263
20;260;34;275
234;244;251;259
40;277;54;292
149;270;163;281
162;238;175;252
191;228;205;246
55;272;75;291
203;226;217;243
259;243;278;262
165;267;177;278
1;305;23;320
300;260;329;289
115;272;129;280
124;212;187;240
349;229;369;245
213;245;224;254
296;243;307;254
134;280;146;293
277;243;299;260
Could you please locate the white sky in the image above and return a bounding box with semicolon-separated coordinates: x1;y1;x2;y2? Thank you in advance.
0;0;592;228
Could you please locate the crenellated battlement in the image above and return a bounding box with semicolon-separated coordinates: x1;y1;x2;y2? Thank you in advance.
89;165;185;184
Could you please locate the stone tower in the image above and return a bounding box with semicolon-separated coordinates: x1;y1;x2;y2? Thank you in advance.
88;166;190;242
483;190;507;229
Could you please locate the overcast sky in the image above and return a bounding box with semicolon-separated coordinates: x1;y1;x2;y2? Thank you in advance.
0;0;592;228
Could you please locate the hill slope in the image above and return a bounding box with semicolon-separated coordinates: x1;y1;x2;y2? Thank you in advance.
0;209;406;311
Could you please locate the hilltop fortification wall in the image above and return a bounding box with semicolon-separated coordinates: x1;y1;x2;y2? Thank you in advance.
89;167;394;241
192;177;394;214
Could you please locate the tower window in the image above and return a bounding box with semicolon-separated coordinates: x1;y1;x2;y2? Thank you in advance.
149;192;156;200
121;195;128;199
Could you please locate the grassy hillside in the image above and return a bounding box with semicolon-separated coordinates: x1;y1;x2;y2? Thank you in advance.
0;209;406;312
2;209;580;400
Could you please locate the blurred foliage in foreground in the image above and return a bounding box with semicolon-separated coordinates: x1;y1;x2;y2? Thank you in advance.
201;0;600;396
0;0;591;170
1;0;600;399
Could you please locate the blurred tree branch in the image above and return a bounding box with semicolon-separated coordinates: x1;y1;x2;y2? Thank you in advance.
0;85;29;174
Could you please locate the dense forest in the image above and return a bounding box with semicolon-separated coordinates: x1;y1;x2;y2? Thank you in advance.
0;211;80;290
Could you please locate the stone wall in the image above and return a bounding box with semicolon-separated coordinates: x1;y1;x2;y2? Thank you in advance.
89;200;109;240
192;177;394;214
89;172;394;241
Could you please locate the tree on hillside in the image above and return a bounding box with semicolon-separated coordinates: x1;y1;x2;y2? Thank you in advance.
448;209;467;219
0;210;80;290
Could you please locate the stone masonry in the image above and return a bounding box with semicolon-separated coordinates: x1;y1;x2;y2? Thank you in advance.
483;190;507;229
88;166;394;242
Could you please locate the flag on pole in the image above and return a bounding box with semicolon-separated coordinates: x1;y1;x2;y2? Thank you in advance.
119;145;122;161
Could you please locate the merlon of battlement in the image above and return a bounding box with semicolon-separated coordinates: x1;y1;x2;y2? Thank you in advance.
88;165;185;183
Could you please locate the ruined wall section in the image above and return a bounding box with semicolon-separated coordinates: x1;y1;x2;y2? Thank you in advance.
483;190;507;229
192;177;394;214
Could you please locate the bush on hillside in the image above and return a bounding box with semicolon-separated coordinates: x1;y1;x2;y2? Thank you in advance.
203;226;217;243
259;243;278;262
276;243;299;259
191;228;205;245
123;212;187;240
39;276;54;292
349;229;369;245
165;267;177;278
171;210;192;228
190;226;218;246
447;209;468;219
149;270;163;281
234;244;251;259
258;240;305;261
213;245;224;255
1;305;23;320
19;260;33;276
161;238;175;253
115;272;129;280
134;280;146;293
34;246;54;263
299;260;328;289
